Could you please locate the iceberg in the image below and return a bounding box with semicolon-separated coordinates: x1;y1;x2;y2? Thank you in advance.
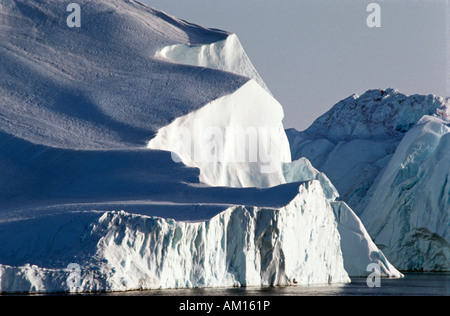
288;88;450;271
282;158;402;277
0;0;401;293
0;181;351;293
288;89;448;212
361;115;450;271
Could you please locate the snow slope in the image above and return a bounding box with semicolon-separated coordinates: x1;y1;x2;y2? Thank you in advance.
288;89;450;271
1;0;289;188
0;0;247;149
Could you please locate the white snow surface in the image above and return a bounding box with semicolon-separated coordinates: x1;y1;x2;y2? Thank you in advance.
0;0;248;149
288;89;450;271
156;33;270;93
0;0;402;293
148;80;291;188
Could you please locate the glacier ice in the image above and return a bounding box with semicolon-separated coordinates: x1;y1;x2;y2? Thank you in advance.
288;89;450;272
0;0;404;293
282;158;402;277
0;181;351;293
361;115;450;271
148;80;292;188
288;88;448;212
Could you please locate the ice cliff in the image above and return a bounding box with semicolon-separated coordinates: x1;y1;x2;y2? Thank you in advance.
361;115;450;271
0;181;353;293
288;88;450;271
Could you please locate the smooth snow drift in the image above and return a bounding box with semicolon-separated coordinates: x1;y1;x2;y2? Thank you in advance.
0;0;248;149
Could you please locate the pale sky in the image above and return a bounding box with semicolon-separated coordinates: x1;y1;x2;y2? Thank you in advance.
144;0;449;131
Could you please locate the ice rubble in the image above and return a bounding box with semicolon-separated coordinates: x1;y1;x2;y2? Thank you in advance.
288;89;450;271
0;0;401;293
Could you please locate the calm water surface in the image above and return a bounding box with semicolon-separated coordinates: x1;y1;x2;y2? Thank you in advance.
106;273;450;296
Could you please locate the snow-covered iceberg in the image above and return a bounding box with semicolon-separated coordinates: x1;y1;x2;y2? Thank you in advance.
288;88;450;271
0;0;402;293
361;115;450;271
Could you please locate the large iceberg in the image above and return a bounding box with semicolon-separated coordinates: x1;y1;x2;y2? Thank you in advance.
288;88;450;271
361;115;450;271
0;0;401;293
288;89;448;212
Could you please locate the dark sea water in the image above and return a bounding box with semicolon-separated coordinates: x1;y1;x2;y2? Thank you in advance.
106;272;450;296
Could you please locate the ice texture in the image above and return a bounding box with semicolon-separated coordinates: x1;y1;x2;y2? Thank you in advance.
0;0;402;293
0;181;351;293
282;158;402;277
288;89;450;271
361;115;450;271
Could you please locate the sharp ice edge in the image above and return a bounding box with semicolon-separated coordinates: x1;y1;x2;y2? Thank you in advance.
0;181;351;294
148;80;291;188
156;33;271;94
289;89;450;272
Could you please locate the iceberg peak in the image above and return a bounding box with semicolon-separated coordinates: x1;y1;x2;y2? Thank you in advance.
303;88;449;142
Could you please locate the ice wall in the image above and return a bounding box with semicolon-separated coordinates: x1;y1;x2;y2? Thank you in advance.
288;90;450;271
282;158;403;277
361;115;450;271
0;181;350;293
